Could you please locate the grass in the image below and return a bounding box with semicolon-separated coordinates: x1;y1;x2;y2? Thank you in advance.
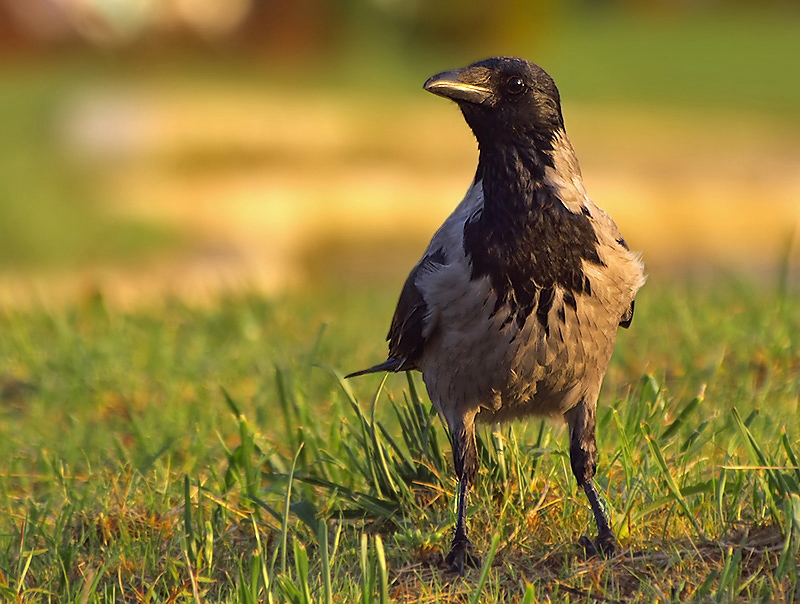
1;276;799;602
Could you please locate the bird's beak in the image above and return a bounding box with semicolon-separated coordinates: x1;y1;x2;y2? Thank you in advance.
424;68;493;105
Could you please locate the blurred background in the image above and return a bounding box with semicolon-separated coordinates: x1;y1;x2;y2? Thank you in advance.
0;0;799;308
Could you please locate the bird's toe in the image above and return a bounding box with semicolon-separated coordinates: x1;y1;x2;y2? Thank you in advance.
579;533;618;559
444;538;481;575
578;535;597;557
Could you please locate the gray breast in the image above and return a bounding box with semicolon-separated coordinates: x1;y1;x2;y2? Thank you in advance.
415;184;644;427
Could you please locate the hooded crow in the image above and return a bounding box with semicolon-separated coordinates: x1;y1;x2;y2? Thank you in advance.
346;57;645;574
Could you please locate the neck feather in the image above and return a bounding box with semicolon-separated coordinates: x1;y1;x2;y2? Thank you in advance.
463;127;602;331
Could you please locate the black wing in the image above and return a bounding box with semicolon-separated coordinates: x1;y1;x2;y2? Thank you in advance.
614;237;636;329
619;299;635;329
345;248;446;378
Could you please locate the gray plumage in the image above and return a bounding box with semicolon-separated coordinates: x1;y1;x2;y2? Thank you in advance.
346;57;645;573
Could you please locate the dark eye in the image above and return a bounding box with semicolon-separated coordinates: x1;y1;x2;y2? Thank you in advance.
505;77;526;95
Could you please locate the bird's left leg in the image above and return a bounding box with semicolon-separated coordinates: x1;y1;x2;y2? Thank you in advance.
444;418;481;574
565;400;617;557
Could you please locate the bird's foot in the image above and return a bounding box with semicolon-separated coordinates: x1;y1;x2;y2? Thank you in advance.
579;532;618;559
444;537;481;575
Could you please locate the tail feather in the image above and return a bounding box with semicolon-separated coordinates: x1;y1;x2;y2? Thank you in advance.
344;357;406;379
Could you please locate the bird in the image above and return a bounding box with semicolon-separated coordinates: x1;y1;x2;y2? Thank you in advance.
345;57;645;575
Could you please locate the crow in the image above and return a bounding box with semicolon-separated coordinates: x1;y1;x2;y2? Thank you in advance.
346;57;645;575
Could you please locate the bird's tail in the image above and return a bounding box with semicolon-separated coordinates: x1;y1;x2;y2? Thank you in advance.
344;357;405;379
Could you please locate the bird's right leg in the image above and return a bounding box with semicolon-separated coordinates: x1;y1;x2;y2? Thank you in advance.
565;400;618;558
444;419;480;575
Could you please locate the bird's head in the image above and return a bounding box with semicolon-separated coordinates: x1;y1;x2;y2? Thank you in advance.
424;57;564;149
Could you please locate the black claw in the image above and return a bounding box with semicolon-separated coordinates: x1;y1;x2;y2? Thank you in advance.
596;532;618;557
579;533;618;559
444;538;481;575
579;535;597;557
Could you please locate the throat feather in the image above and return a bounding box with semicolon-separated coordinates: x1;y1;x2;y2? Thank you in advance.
464;143;603;332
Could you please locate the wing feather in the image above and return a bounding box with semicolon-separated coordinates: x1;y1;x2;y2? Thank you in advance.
345;247;446;378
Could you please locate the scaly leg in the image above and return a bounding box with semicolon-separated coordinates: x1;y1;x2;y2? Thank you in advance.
444;419;481;574
566;400;617;557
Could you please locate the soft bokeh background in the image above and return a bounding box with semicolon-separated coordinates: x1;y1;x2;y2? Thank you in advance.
1;0;799;308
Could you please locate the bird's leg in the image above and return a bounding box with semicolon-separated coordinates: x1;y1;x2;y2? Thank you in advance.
444;419;480;574
565;400;617;558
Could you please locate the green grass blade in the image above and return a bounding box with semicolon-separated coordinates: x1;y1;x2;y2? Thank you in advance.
290;473;400;517
731;408;784;526
275;366;300;455
661;393;703;441
368;374;401;498
275;575;303;604
293;537;312;604
776;493;800;579
781;429;800;484
282;443;305;575
360;533;372;604
250;514;273;604
642;422;706;539
694;568;719;600
318;520;333;604
716;467;728;524
717;541;744;599
220;385;242;418
183;474;196;566
521;583;536;604
377;421;415;474
470;533;500;604
375;535;389;604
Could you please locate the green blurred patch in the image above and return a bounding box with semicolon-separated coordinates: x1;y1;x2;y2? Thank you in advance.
539;10;800;116
0;60;178;270
0;7;798;272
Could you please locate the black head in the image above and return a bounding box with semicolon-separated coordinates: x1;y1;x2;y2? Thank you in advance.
424;57;564;148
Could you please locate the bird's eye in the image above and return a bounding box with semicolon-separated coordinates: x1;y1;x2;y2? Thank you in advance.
504;77;526;95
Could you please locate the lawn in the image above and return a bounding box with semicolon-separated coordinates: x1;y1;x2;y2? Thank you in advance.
1;277;799;602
